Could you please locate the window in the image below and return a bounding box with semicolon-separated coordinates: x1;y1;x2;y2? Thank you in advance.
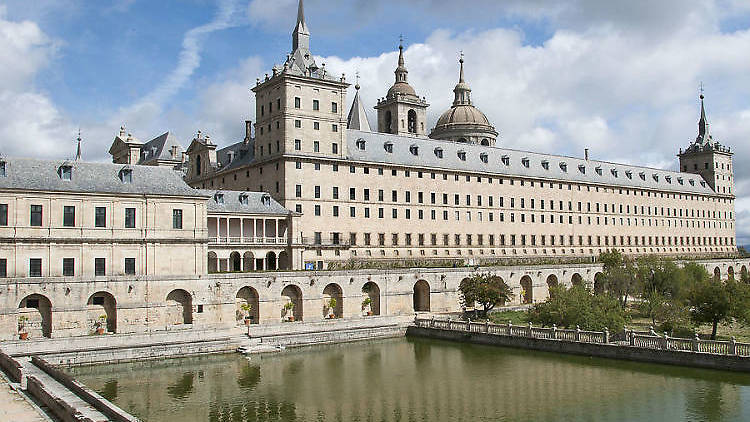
294;139;301;150
410;145;419;156
384;142;393;153
480;153;488;163
315;186;321;199
332;143;339;154
331;102;338;113
95;207;106;228
522;157;529;168
173;209;183;229
457;150;466;161
29;258;42;277
313;122;320;130
295;120;301;128
63;258;75;277
434;148;443;158
119;168;133;183
313;100;320;110
95;258;106;276
314;141;320;152
356;139;366;150
125;258;136;275
0;204;7;226
294;97;301;108
63;206;75;227
0;258;6;278
59;165;72;180
314;205;321;216
295;185;302;197
125;208;136;228
332;124;338;132
30;205;42;227
0;161;5;177
541;160;549;170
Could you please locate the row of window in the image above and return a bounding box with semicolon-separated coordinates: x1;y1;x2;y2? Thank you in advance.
259;98;338;118
311;232;734;248
0;204;183;229
0;257;136;278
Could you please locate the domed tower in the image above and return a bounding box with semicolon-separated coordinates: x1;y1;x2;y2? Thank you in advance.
430;55;498;146
375;41;429;136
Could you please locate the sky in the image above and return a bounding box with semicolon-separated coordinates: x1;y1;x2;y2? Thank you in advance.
0;0;749;244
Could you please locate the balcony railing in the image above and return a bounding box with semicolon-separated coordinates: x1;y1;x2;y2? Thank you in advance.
209;236;289;245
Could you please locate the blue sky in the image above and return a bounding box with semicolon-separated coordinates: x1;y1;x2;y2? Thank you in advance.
1;0;750;243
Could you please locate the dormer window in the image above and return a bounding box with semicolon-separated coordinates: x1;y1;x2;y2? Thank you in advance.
677;177;684;185
541;160;549;170
689;179;695;186
457;150;466;161
384;142;393;153
215;193;224;204
700;181;706;187
0;160;5;177
639;172;646;181
665;176;671;183
480;153;488;164
595;166;602;176
559;162;567;172
578;164;586;174
653;174;659;182
409;144;419;156
119;167;133;184
625;170;633;179
59;164;73;181
434;147;443;159
261;194;271;207
239;193;249;205
501;155;510;166
611;168;618;177
356;138;366;150
521;157;530;168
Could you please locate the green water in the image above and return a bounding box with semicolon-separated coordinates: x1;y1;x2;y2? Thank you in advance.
69;337;750;422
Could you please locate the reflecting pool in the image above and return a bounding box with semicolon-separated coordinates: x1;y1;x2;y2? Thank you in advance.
69;337;750;421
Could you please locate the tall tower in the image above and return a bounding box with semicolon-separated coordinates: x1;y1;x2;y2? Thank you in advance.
375;41;429;136
678;93;734;196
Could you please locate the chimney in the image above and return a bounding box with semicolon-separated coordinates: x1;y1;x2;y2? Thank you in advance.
584;148;589;161
171;145;179;158
244;120;252;144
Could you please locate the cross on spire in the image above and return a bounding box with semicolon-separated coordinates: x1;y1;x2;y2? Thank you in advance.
699;81;705;99
355;71;360;90
75;128;82;161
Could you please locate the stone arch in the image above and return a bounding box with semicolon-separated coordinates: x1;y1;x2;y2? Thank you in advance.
281;285;303;322
408;109;417;133
571;273;584;286
714;266;721;281
362;282;380;316
489;275;507;306
323;283;343;319
481;138;489;146
594;272;606;294
741;266;748;282
266;251;277;271
166;289;193;325
236;287;260;325
413;280;430;312
18;294;52;338
520;275;533;304
207;252;218;273
87;291;117;333
728;266;735;281
242;252;255;272
230;251;241;272
278;251;290;270
546;274;559;298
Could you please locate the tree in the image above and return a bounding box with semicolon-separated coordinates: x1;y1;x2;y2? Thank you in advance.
598;249;637;308
688;278;731;340
459;273;513;318
527;284;626;332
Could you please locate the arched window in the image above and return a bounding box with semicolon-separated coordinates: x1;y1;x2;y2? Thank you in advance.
385;111;393;134
408;110;417;133
196;155;202;176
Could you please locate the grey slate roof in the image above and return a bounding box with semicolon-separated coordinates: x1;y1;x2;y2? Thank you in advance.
200;190;291;215
0;157;207;198
216;141;255;173
138;132;184;165
347;89;372;131
345;129;715;195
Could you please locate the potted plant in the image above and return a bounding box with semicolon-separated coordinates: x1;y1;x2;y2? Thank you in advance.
326;298;337;319
283;301;295;322
362;297;373;316
94;314;107;335
18;315;29;340
240;303;253;326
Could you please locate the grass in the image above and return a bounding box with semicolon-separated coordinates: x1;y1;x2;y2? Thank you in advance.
488;310;528;325
626;315;750;343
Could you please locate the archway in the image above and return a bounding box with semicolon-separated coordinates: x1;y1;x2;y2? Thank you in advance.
407;109;417;133
207;252;218;274
362;282;380;316
236;287;260;325
571;273;584;286
18;294;52;338
266;251;277;271
322;283;343;319
278;251;290;270
166;289;193;325
481;139;489;146
413;280;430;312
714;267;721;281
742;266;749;283
87;292;117;333
230;252;241;272
520;276;533;304
594;272;606;295
281;285;303;322
243;252;255;272
546;274;559;298
728;266;735;281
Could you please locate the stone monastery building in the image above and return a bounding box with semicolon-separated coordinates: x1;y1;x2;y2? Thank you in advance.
180;0;736;270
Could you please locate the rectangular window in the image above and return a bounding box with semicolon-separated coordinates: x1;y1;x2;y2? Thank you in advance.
30;205;42;227
125;258;136;275
0;204;7;226
332;143;339;154
0;162;5;177
95;207;106;228
333;206;339;217
295;97;301;108
350;188;356;200
332;102;338;113
313;99;320;110
63;258;75;277
296;185;302;197
314;141;320;152
315;186;321;199
173;209;183;229
125;208;136;228
0;258;6;278
294;139;301;150
95;258;106;276
314;121;320;130
315;205;321;216
29;258;42;277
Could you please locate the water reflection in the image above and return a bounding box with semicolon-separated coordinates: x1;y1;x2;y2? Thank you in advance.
70;338;750;422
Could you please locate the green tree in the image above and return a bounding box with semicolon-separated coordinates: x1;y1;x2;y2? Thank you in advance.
598;249;637;308
527;284;626;332
688;278;731;340
459;273;513;318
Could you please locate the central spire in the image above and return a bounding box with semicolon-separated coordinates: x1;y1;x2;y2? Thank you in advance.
292;0;310;52
395;37;408;84
698;93;709;142
452;54;472;106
